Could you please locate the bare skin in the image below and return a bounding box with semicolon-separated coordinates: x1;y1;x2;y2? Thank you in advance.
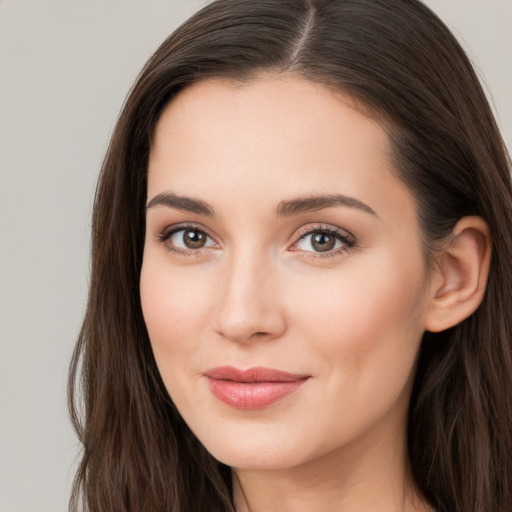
140;74;490;512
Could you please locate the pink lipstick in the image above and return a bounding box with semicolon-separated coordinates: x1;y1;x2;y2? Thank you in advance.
203;366;309;409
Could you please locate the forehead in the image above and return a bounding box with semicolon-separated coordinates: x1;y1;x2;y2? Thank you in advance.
152;75;387;157
147;75;415;225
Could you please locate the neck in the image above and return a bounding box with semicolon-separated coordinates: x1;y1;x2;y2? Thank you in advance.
232;416;430;512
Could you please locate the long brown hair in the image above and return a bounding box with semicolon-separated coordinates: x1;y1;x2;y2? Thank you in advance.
68;1;512;511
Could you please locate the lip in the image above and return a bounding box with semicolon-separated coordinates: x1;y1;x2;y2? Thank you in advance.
203;366;310;410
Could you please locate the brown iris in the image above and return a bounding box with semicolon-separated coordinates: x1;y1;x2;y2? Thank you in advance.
183;229;207;249
311;230;336;252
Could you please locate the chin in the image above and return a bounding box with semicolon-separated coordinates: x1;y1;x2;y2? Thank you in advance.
193;423;319;471
208;445;305;471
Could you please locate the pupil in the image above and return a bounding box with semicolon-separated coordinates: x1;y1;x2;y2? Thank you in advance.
184;230;206;248
312;231;335;252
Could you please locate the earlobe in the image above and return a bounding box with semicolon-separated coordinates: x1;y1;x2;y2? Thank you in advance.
424;216;492;333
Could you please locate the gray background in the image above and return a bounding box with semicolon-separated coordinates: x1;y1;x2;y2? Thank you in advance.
0;1;510;511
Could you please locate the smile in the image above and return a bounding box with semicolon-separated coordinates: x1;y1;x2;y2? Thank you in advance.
203;366;310;410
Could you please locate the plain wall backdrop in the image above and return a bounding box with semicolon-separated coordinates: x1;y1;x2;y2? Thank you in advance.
0;1;510;511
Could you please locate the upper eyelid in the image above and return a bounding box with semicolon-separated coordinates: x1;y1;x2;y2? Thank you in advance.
294;224;355;241
159;223;217;241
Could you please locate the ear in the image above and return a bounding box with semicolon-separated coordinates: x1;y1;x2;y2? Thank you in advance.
424;216;492;333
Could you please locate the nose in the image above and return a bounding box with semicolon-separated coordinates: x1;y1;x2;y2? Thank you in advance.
214;249;287;344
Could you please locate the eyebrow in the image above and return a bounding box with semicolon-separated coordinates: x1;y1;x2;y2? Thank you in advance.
276;194;378;218
146;192;214;216
146;191;378;219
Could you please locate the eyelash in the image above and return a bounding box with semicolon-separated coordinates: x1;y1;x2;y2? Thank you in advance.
156;223;356;259
292;225;356;259
156;223;216;257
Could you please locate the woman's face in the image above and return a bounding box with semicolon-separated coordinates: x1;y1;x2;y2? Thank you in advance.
140;76;434;470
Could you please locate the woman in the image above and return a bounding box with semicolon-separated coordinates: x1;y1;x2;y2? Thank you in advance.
68;1;512;511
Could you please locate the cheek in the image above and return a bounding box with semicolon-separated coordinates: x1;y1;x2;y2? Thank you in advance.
290;251;428;392
139;254;213;376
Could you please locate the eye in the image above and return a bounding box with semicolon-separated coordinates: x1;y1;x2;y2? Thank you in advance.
158;225;216;253
293;227;355;255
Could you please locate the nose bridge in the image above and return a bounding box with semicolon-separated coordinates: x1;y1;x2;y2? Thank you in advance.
214;244;286;343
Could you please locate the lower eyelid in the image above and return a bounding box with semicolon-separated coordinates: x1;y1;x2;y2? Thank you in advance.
165;245;208;257
300;250;348;261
